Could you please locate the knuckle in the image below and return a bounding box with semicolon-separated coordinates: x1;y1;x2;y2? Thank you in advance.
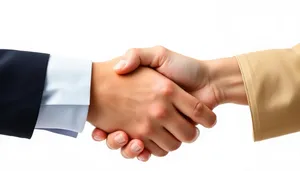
193;102;204;118
126;48;139;57
160;81;174;97
138;123;153;137
153;45;168;58
150;105;169;120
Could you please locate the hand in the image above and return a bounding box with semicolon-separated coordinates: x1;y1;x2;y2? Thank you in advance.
92;46;246;161
115;46;245;108
87;57;214;157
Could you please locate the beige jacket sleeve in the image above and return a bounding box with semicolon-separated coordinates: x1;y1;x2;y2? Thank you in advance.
236;44;300;141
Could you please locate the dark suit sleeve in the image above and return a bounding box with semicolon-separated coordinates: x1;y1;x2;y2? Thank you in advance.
0;49;50;138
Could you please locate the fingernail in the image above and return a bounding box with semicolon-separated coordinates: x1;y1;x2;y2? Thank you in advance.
207;113;217;128
94;136;102;141
114;134;126;144
113;60;127;70
122;151;130;159
211;119;217;127
94;135;103;141
93;135;103;141
191;128;200;143
131;143;142;153
137;156;147;162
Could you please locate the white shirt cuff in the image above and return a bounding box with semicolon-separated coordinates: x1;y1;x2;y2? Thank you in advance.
35;55;92;134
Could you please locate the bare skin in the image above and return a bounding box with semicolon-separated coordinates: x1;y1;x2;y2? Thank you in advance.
88;56;217;157
91;46;246;161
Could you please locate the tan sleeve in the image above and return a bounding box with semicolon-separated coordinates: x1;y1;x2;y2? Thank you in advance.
236;44;300;141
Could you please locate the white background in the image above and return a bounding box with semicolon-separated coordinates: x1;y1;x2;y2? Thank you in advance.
0;0;300;171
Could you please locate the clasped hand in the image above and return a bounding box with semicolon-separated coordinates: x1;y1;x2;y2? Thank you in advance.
87;46;242;161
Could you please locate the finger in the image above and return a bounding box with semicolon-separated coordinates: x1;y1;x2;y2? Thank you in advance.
121;139;144;159
92;128;108;141
151;128;182;152
163;107;200;143
106;131;129;150
144;140;168;157
113;46;169;74
172;85;217;128
137;149;151;162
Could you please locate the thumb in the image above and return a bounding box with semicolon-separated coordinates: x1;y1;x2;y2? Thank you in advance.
113;50;141;75
113;47;165;75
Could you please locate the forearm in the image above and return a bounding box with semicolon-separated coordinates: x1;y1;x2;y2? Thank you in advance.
205;44;300;141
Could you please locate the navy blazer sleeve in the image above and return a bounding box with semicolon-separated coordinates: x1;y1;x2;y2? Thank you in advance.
0;49;49;138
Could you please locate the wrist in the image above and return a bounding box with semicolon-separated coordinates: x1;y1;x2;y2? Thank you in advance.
87;58;120;127
87;61;106;125
204;57;247;105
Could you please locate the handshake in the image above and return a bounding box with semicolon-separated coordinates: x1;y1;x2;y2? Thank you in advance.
86;46;247;162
